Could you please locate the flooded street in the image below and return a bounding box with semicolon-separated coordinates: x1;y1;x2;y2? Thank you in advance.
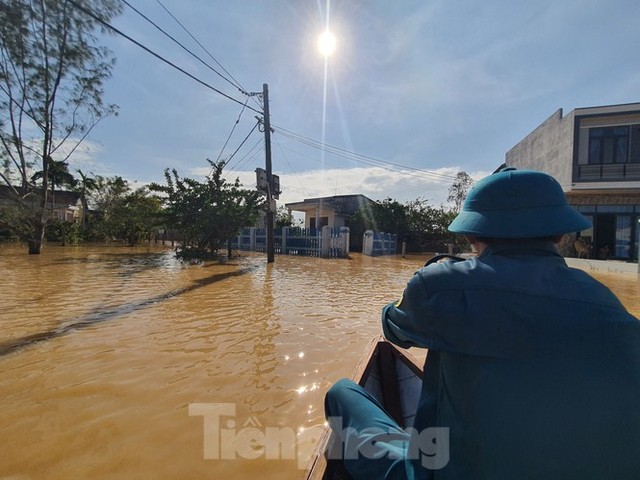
0;244;638;479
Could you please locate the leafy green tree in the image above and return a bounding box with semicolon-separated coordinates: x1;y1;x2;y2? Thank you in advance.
85;175;136;241
0;0;122;254
275;205;301;228
91;175;129;216
352;197;408;232
350;196;464;253
106;188;162;246
74;169;98;228
447;171;474;213
31;159;76;213
45;217;82;245
150;160;264;259
0;198;36;241
350;198;409;253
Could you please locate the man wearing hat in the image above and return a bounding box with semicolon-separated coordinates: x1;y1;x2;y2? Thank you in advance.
325;169;640;479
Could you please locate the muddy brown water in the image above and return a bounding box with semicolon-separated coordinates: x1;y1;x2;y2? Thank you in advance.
0;244;638;479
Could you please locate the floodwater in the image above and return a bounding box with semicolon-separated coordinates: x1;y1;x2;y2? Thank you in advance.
0;244;638;479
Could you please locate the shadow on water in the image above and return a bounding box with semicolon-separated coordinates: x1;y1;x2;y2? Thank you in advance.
49;250;249;277
48;251;177;276
0;266;256;358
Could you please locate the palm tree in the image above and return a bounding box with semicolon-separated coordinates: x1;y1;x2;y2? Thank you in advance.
74;169;98;227
31;158;76;214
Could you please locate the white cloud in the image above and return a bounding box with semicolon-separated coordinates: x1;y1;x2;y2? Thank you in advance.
191;165;491;209
55;139;114;176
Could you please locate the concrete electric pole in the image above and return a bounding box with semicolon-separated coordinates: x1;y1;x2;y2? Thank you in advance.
262;83;275;263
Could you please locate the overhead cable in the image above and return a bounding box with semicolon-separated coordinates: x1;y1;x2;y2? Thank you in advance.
230;142;264;175
273;135;311;198
121;0;249;98
154;0;252;99
67;0;262;115
214;97;250;164
226;137;263;174
273;125;461;183
212;121;260;177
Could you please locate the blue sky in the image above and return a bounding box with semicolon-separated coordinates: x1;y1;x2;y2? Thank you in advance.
73;0;640;207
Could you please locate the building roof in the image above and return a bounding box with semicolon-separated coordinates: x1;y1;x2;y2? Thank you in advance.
572;102;640;117
0;185;80;206
286;194;373;215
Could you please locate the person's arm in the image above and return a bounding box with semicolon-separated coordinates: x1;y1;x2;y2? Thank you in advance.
381;272;431;349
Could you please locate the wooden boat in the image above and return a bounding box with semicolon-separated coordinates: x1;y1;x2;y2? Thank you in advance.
303;336;425;480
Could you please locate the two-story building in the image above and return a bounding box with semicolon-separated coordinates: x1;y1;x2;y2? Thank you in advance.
505;102;640;261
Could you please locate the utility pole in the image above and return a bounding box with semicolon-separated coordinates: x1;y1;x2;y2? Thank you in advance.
263;83;275;263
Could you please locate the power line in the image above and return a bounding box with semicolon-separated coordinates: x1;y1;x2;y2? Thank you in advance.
154;0;253;100
273;125;461;183
226;121;260;165
275;140;460;193
214;97;250;164
275;141;347;170
121;0;244;95
226;137;263;174
67;0;262;115
214;121;260;176
70;0;468;190
273;135;311;198
231;142;264;174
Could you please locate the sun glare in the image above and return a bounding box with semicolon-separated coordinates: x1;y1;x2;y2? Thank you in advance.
317;30;336;57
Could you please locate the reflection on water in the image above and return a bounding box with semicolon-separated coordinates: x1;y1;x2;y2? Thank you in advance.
0;244;638;479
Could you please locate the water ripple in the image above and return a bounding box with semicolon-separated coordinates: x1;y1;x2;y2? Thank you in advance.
0;244;637;479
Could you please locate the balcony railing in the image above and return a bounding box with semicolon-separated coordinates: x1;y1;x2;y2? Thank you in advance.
577;163;640;181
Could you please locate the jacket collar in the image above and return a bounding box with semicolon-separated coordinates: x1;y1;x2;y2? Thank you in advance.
478;240;562;259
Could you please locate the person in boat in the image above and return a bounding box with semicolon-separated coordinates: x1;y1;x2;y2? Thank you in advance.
325;168;640;479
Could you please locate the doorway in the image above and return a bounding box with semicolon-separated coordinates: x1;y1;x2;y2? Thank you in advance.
594;214;615;259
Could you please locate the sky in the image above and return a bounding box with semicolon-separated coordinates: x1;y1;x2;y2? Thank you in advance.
70;0;640;208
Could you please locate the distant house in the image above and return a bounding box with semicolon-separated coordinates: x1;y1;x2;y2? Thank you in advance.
285;194;373;229
0;185;82;222
505;102;640;261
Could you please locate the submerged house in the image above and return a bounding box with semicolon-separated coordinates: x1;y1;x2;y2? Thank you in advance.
285;194;373;230
505;102;640;261
285;194;374;251
0;185;82;222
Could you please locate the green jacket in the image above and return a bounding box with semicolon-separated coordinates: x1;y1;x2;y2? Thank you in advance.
383;241;640;479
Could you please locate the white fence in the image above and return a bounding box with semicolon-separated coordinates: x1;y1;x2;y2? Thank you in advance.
230;226;350;258
362;230;398;256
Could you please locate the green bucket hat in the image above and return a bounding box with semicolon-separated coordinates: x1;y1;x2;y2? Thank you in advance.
448;169;591;238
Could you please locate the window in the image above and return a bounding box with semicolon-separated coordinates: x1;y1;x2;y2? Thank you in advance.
588;126;629;164
597;205;634;213
309;216;329;229
615;215;632;258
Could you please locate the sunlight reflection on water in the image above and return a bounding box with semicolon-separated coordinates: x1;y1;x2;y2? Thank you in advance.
0;244;637;479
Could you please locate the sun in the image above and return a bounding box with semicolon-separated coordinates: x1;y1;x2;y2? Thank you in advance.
317;30;336;57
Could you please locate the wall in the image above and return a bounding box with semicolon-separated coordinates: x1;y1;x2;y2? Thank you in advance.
505;109;575;188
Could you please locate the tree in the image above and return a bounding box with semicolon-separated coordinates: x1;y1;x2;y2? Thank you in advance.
84;175;160;245
275;205;301;228
351;198;409;235
31;158;76;213
406;198;445;243
91;175;129;215
447;171;474;213
74;169;98;228
86;174;129;241
0;0;123;253
150;160;264;259
107;188;162;246
0;197;36;241
350;198;409;253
